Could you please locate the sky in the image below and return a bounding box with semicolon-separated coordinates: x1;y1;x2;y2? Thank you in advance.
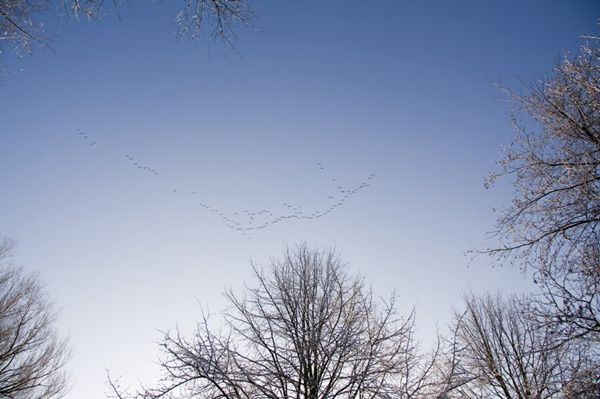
0;0;598;397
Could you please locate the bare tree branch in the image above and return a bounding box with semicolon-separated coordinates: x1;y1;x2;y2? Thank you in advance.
110;243;441;399
480;36;600;344
0;236;71;399
0;0;256;60
440;292;596;399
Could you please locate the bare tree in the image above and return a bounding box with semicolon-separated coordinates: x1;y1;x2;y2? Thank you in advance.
0;0;103;57
442;292;594;399
0;237;71;398
169;0;256;48
484;36;600;343
0;0;255;58
562;364;600;399
110;243;440;399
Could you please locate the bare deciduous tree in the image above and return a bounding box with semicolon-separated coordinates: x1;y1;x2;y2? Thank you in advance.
484;36;600;342
170;0;256;48
0;237;71;398
562;365;600;399
442;292;594;399
0;0;255;58
110;243;440;399
1;0;103;56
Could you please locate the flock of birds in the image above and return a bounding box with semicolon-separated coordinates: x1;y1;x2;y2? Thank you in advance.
77;129;374;238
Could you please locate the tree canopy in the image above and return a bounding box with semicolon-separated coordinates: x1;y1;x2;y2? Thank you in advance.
0;237;71;399
110;243;441;399
0;0;255;58
485;37;600;344
442;292;596;399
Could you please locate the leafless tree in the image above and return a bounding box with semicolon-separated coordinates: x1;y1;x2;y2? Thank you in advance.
110;243;440;399
484;36;600;343
0;0;103;57
0;0;255;58
562;364;600;399
169;0;256;48
0;237;71;398
441;292;595;399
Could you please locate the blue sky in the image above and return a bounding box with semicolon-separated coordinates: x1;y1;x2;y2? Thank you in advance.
1;0;598;397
